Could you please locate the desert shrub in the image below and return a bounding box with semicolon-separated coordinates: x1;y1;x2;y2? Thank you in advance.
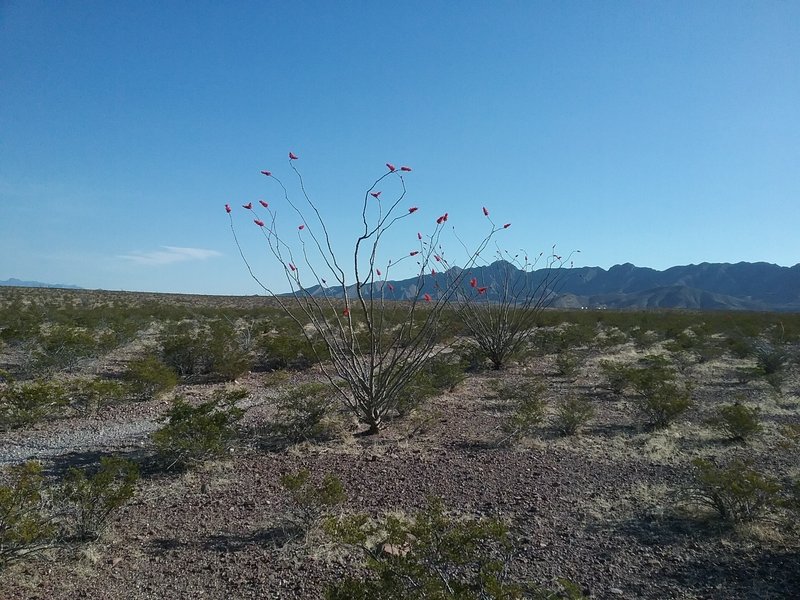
151;389;245;469
324;496;582;599
67;378;132;414
726;335;754;359
708;401;761;443
0;462;56;569
395;355;467;417
255;334;319;371
623;355;692;429
0;369;14;384
497;380;547;444
280;468;346;536
555;351;580;380
456;343;490;373
0;380;68;430
754;342;790;375
686;458;780;524
33;325;103;373
598;360;629;395
124;355;178;400
159;320;249;382
553;395;594;436
271;383;337;444
59;457;139;540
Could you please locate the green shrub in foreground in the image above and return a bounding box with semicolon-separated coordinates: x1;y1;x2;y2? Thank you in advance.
0;462;56;569
497;381;547;444
152;389;245;469
687;458;780;524
324;496;585;600
0;380;68;430
272;383;337;444
708;401;761;443
60;456;139;540
280;468;346;536
553;395;594;437
124;355;178;400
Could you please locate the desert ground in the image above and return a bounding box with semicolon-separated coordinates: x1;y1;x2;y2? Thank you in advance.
0;287;798;599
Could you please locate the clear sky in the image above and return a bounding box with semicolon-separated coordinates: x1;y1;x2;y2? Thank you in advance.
1;1;798;295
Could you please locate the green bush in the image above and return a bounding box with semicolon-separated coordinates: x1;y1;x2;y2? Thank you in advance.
324;496;582;599
0;462;56;569
624;356;692;429
0;380;68;430
255;334;319;371
687;458;780;524
280;468;346;534
271;383;337;444
598;360;629;395
553;395;594;436
124;355;178;400
33;325;103;373
159;320;249;382
59;457;139;540
555;351;580;380
395;355;467;416
151;390;245;469
708;401;761;443
68;378;132;414
497;381;547;444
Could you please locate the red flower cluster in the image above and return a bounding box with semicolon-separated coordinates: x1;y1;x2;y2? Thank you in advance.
298;224;305;230
386;163;396;172
254;219;264;227
436;213;448;224
478;287;488;294
423;293;431;302
260;170;271;176
470;277;477;288
370;191;381;199
410;251;419;256
343;307;349;317
259;200;268;208
401;166;412;172
288;263;296;272
289;152;299;160
503;223;511;229
243;202;253;210
482;207;489;216
225;204;231;213
408;207;418;213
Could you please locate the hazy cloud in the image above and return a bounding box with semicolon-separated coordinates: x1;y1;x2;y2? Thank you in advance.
119;246;222;266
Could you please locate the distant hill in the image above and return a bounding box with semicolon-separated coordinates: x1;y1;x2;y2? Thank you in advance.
0;278;82;290
298;261;800;312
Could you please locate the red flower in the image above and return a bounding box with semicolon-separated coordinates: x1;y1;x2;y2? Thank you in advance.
470;277;477;288
431;269;436;276
417;232;422;240
376;268;381;276
370;191;381;198
410;251;419;256
254;219;265;227
289;151;299;160
386;163;396;172
408;207;418;213
434;255;441;262
259;200;268;208
400;166;412;172
387;283;394;291
482;207;489;216
288;263;296;271
225;204;231;213
478;287;488;294
243;202;253;209
436;216;444;224
260;170;271;176
503;223;511;229
443;213;448;222
343;307;349;317
424;293;432;302
298;224;305;230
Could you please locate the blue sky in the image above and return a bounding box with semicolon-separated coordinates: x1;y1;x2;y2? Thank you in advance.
1;1;798;295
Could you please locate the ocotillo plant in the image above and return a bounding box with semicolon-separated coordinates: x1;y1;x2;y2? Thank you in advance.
227;153;506;433
455;234;574;369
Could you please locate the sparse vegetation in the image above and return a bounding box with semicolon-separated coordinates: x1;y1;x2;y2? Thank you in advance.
553;395;594;436
708;400;762;443
497;380;547;443
151;389;245;469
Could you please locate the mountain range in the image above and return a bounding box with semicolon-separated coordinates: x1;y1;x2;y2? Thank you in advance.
303;261;800;312
3;261;799;311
